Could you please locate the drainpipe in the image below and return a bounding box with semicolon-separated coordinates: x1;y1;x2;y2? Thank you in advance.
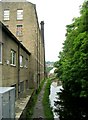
18;42;20;98
37;27;39;89
39;31;40;85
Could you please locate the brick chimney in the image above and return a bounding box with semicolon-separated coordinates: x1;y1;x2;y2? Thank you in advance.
40;21;44;45
40;21;46;78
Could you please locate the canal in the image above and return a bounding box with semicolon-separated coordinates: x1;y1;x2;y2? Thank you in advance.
49;81;62;119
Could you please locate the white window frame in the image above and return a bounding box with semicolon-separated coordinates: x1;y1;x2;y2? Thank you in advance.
4;9;10;21
0;43;2;64
20;55;23;67
10;50;16;66
17;9;23;20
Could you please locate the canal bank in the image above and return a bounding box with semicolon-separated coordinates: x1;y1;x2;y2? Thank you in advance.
31;78;54;119
31;81;46;119
26;78;62;119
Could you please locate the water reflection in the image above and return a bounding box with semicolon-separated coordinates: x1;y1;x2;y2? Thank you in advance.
49;81;62;119
49;81;88;120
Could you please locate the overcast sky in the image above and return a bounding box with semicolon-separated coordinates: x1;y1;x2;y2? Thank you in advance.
3;0;85;62
30;0;84;62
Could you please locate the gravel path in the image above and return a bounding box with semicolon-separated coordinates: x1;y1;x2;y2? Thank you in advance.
31;81;47;119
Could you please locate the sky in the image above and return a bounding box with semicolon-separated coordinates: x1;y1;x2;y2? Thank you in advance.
3;0;85;62
29;0;84;62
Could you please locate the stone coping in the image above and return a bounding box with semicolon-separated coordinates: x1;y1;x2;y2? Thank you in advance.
15;89;34;119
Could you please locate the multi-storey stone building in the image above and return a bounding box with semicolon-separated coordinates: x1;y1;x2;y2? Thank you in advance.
0;21;31;99
0;0;45;91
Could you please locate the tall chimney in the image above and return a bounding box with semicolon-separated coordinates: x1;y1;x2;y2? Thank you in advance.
40;21;46;78
40;21;44;45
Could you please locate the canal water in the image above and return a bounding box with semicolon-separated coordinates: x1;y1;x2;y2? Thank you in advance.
49;81;62;119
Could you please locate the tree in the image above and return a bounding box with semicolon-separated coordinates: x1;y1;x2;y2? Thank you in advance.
54;1;88;119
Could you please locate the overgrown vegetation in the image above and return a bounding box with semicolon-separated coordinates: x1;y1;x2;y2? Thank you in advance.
54;1;88;119
26;79;46;119
42;78;54;119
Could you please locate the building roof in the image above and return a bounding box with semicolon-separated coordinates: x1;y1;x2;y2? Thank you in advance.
0;21;31;55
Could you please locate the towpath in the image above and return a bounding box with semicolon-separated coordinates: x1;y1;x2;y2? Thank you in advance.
31;81;47;119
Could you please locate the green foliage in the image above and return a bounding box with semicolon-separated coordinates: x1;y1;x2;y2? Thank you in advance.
42;78;54;119
26;92;37;120
55;0;88;98
54;90;88;120
26;79;46;119
54;1;88;119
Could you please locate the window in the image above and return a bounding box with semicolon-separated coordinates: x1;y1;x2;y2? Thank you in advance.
16;25;23;36
0;44;2;63
17;9;23;20
10;50;16;66
4;9;10;20
20;55;23;67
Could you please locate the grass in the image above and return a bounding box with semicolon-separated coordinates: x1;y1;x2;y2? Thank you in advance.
26;78;54;119
42;78;54;119
26;78;46;119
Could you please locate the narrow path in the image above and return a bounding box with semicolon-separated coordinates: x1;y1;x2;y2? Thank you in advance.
31;81;47;119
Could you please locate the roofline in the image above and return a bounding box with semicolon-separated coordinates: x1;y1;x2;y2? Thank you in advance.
33;4;40;30
0;21;31;55
26;0;35;5
0;0;35;5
